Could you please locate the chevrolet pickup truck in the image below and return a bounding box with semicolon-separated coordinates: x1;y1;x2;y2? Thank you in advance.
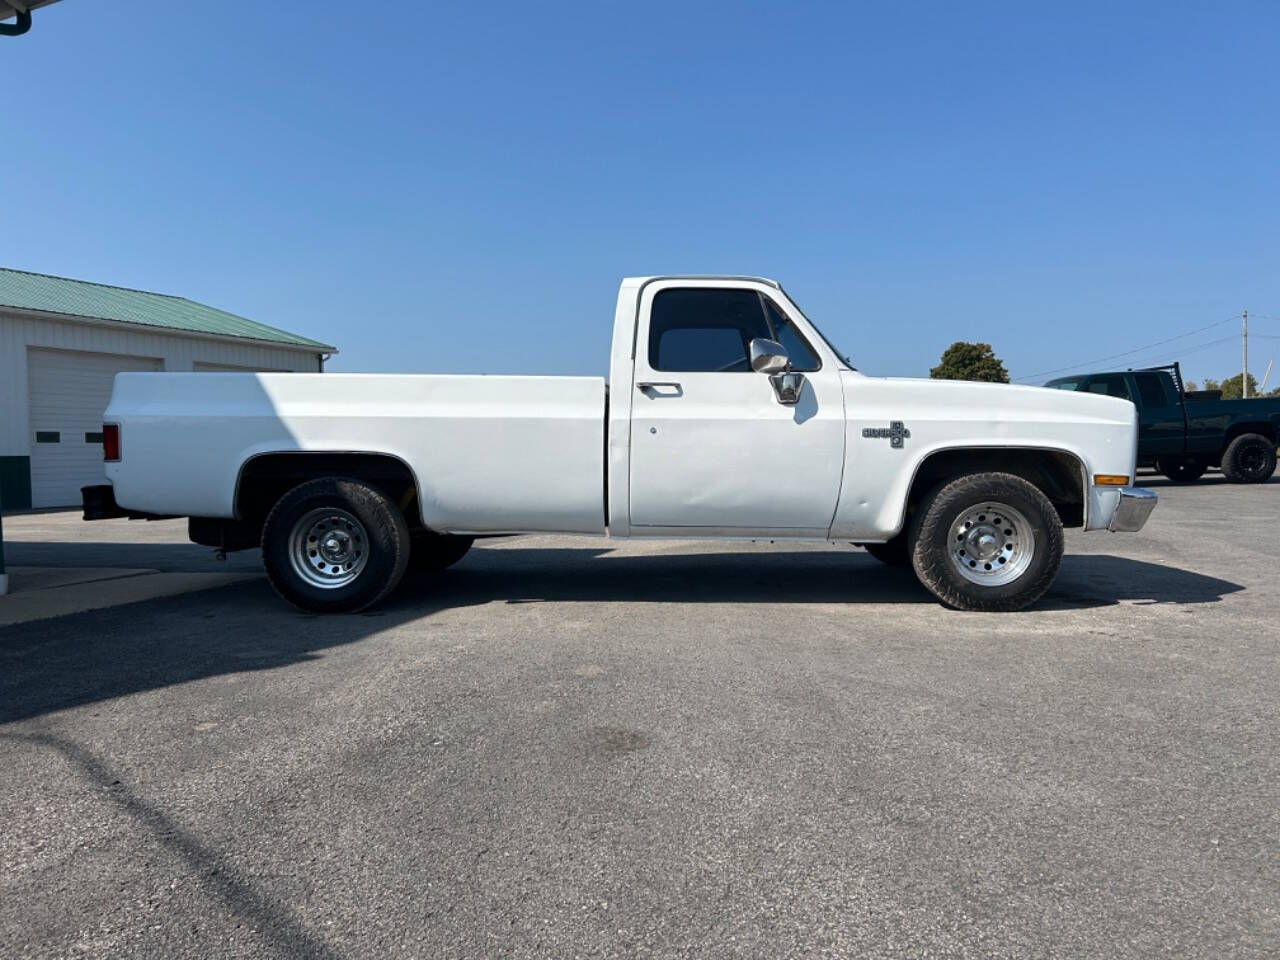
1045;364;1279;483
83;276;1156;613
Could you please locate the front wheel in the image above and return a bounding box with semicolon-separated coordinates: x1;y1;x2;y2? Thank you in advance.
262;477;410;613
1220;433;1277;484
909;472;1064;612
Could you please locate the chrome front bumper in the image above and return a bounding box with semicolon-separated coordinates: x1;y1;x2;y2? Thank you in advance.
1109;486;1158;532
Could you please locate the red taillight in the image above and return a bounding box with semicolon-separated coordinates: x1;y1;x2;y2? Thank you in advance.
103;424;120;462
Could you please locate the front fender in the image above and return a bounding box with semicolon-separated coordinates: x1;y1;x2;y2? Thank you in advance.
829;440;1093;541
830;374;1137;540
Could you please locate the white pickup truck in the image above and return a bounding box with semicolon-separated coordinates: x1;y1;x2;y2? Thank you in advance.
84;275;1156;613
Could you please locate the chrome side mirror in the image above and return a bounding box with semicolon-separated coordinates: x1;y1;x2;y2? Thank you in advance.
749;338;804;404
770;371;805;405
749;338;790;374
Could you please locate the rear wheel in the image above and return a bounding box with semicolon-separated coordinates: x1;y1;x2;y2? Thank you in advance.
1157;456;1207;483
909;472;1064;612
409;531;474;573
262;477;410;612
1220;433;1277;483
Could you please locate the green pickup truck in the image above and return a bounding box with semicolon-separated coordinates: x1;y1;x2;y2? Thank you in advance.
1045;364;1279;483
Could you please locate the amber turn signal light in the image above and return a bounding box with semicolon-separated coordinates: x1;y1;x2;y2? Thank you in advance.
1093;474;1129;486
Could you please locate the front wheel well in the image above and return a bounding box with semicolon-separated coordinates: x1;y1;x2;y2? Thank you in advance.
904;448;1086;529
234;452;422;536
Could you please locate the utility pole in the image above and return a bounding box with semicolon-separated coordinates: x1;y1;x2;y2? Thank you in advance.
1243;309;1249;398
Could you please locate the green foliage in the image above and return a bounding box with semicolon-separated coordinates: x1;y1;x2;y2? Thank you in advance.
1196;372;1280;398
1183;379;1198;392
1217;372;1258;400
930;342;1010;383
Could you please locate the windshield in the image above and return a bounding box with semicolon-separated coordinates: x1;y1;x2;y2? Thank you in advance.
1046;377;1086;390
778;286;854;370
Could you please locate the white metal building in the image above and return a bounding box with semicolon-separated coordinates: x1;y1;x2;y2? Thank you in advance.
0;267;336;509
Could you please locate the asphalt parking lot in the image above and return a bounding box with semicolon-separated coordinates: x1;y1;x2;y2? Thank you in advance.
1;476;1277;959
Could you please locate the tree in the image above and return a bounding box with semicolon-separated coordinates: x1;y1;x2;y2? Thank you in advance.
1202;378;1220;392
1217;372;1258;400
1183;379;1198;392
930;342;1010;383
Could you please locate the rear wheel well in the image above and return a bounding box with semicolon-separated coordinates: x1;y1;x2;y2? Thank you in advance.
1223;422;1277;448
904;448;1086;529
235;453;422;537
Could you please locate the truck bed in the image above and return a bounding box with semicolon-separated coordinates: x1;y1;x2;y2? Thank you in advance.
104;373;608;534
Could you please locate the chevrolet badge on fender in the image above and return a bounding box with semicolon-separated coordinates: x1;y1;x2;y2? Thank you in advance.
863;421;911;448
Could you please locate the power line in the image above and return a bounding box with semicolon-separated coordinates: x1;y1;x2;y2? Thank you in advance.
1013;314;1240;381
1136;334;1239;366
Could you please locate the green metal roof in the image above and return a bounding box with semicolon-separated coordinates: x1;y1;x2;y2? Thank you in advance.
0;267;335;352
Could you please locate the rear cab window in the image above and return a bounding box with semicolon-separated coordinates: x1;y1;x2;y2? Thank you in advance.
1132;372;1171;407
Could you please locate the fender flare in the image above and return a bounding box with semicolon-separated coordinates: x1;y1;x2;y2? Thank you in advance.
887;443;1091;536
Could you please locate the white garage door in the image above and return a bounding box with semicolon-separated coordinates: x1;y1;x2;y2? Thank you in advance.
27;348;162;508
193;361;288;372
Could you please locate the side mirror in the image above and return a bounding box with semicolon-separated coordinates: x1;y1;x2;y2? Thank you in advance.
749;338;790;374
749;338;804;405
769;371;805;405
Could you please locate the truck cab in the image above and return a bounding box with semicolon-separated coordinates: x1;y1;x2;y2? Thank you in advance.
607;278;848;539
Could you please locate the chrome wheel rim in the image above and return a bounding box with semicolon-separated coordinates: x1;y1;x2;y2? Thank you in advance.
288;507;368;590
947;501;1035;587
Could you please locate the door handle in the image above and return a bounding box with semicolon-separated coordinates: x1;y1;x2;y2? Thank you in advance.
637;381;683;395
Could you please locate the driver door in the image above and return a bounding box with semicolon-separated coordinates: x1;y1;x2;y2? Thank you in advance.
628;281;845;534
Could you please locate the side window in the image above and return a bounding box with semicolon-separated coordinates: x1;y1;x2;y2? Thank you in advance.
1047;378;1085;391
1085;374;1132;400
761;296;820;371
1133;373;1168;407
649;288;772;372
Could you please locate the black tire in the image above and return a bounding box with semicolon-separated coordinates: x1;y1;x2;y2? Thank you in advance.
261;477;410;613
909;472;1064;612
1220;433;1277;484
1157;456;1207;483
861;536;910;567
409;532;474;573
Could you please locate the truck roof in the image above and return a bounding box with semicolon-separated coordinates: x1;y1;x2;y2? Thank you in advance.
621;275;781;289
1046;364;1185;390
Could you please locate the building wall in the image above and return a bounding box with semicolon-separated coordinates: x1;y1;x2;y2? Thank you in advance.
0;309;324;509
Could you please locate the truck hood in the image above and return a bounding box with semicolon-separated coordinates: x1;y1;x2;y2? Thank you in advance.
857;374;1136;425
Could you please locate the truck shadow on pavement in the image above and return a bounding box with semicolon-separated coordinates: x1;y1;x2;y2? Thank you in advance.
0;546;1242;726
398;546;1244;613
2;538;1246;609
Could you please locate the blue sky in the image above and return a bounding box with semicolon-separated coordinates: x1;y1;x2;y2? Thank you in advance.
5;2;1279;385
